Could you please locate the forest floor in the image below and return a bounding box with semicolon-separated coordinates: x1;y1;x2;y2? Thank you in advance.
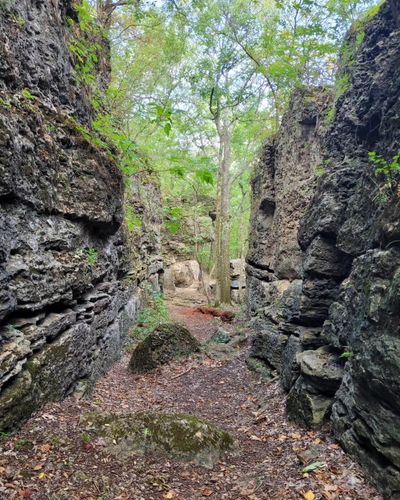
0;305;381;500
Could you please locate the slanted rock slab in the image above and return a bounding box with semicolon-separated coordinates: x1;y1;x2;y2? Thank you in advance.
298;346;344;394
80;411;236;467
129;323;201;373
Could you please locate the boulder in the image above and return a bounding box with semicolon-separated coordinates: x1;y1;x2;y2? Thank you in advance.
166;260;201;289
81;411;236;467
230;259;245;280
207;328;231;344
129;323;201;373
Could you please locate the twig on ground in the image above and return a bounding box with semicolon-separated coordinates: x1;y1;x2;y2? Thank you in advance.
171;364;197;380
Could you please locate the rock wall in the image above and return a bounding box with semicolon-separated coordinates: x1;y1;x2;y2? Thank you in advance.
0;0;162;431
247;2;400;496
246;87;331;371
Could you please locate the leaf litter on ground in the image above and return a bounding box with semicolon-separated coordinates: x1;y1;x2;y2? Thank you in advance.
0;304;382;500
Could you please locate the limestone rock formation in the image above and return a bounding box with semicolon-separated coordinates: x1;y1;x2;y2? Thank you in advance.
247;2;400;496
246;86;331;371
164;260;201;290
0;0;162;431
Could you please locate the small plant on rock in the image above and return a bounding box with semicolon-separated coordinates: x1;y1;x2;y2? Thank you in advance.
128;289;169;346
21;88;36;101
369;149;400;202
85;247;98;266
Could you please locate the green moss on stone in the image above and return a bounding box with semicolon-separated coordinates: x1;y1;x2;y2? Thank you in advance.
245;356;273;379
81;411;236;467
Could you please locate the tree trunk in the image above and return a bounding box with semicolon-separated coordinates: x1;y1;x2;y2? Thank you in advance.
214;109;232;305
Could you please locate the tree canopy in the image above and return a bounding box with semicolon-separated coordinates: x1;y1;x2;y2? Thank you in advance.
83;0;380;303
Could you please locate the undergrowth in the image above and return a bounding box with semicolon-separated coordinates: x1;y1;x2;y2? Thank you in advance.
127;290;169;349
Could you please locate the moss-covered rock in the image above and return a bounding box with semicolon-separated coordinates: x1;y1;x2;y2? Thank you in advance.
128;323;200;373
80;411;236;467
245;356;273;379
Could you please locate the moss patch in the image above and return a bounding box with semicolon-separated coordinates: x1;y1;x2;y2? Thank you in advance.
245;356;273;379
81;411;236;467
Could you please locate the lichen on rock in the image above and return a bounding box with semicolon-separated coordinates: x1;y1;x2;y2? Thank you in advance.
80;411;236;467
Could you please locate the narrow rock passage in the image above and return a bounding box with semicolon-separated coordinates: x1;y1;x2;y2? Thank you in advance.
0;306;380;499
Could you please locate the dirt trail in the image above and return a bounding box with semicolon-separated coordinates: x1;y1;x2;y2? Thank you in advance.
0;306;381;500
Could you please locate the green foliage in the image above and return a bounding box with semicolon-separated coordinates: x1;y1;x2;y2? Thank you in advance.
21;88;36;101
69;0;104;87
14;439;31;450
125;204;142;232
369;150;400;203
79;0;380;277
150;103;173;136
0;97;11;109
130;290;169;343
323;104;336;127
164;207;182;235
336;73;352;99
369;150;400;177
80;432;92;444
85;247;98;266
315;165;327;177
11;13;26;27
69;38;102;86
195;168;214;185
354;0;384;29
0;431;10;443
340;351;354;359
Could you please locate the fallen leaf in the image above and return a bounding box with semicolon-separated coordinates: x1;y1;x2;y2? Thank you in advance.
249;435;262;441
18;490;32;498
301;490;315;500
202;487;213;497
40;444;51;453
33;464;44;471
38;472;46;480
324;484;338;492
163;491;176;499
303;461;324;473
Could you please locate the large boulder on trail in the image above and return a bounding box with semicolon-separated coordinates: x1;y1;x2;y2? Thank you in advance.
81;411;236;467
164;260;201;290
129;323;201;373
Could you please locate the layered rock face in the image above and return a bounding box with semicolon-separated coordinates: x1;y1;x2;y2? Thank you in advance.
0;1;162;430
246;87;330;372
247;2;400;496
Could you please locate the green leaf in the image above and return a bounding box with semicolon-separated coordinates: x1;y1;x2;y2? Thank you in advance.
164;122;172;135
195;168;214;185
303;462;324;473
339;351;354;359
165;220;180;234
